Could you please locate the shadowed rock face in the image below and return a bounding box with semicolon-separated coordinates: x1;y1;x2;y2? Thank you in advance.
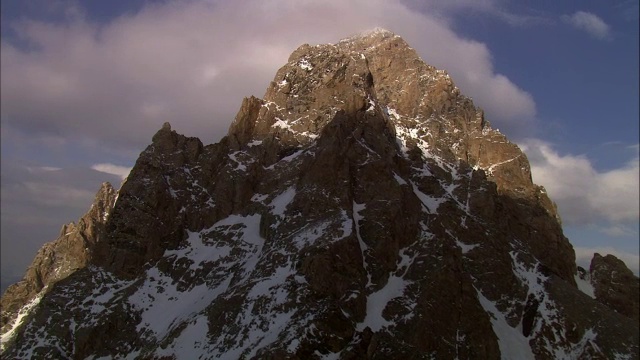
1;28;638;359
589;253;640;322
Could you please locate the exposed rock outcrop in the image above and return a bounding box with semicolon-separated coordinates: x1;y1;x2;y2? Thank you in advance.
590;253;640;322
1;28;637;359
1;182;117;335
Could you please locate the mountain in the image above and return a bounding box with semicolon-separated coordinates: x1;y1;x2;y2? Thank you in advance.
1;28;638;359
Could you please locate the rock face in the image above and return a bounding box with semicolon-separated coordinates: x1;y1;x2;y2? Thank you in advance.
0;182;117;335
1;28;638;359
589;253;640;322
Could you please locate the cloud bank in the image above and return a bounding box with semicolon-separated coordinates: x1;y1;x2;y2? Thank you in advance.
1;0;535;153
521;139;639;225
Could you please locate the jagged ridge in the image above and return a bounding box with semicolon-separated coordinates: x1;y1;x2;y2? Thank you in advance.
1;29;638;359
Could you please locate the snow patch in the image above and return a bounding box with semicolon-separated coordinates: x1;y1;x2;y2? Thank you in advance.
456;239;479;254
298;58;313;71
0;289;46;351
574;273;595;299
410;181;445;214
292;221;331;249
393;172;407;185
475;288;536;360
129;267;230;339
270;186;296;216
280;149;305;163
247;262;295;305
357;248;416;331
164;231;232;271
272;118;291;130
353;202;372;287
339;209;353;238
154;315;210;359
387;107;400;120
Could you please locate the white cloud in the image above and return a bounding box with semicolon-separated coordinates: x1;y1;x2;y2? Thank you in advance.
563;11;612;40
0;0;535;152
91;163;132;180
0;0;539;290
520;139;639;224
574;246;639;275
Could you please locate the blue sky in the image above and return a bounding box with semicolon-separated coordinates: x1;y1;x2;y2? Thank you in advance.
1;0;638;290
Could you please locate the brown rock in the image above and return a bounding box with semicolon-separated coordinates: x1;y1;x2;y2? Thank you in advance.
1;28;636;359
590;253;640;321
1;182;117;334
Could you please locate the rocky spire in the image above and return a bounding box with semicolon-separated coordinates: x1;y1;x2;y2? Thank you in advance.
589;253;640;321
1;182;117;335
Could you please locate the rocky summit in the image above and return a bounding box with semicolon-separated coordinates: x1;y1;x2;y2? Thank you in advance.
1;28;638;359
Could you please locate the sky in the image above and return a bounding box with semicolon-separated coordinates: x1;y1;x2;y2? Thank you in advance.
1;0;638;291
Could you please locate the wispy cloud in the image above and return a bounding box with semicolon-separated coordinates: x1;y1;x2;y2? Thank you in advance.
563;11;612;40
91;163;131;180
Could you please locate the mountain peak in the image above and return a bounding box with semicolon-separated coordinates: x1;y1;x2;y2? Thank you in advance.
2;31;638;359
230;31;540;201
340;27;397;43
